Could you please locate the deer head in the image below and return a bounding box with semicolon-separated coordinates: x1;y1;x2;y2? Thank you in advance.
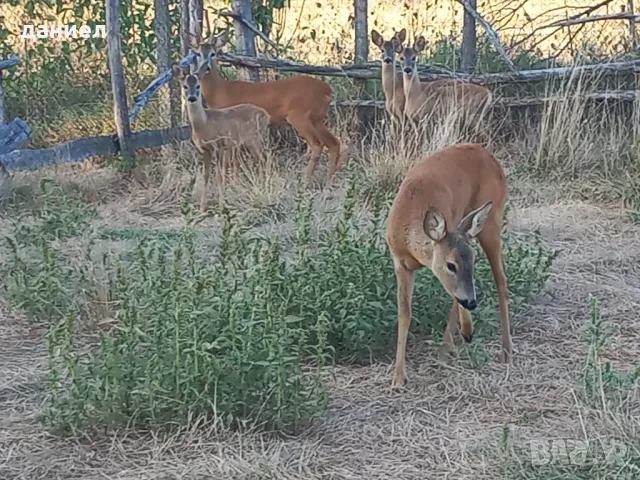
171;57;210;104
397;35;426;75
422;201;492;311
371;28;406;65
198;26;230;71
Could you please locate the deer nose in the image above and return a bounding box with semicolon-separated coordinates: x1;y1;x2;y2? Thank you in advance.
383;58;392;64
458;298;477;311
403;67;412;74
187;96;197;103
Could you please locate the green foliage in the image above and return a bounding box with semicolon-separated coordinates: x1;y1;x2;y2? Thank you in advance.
45;197;329;434
580;295;640;405
1;169;555;435
1;179;98;323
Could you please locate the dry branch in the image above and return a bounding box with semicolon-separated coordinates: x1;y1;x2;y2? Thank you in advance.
332;90;638;108
456;0;517;72
510;0;617;50
212;9;279;49
542;13;640;29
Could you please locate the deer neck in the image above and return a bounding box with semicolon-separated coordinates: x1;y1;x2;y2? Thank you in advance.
403;71;422;101
186;98;208;132
381;62;400;96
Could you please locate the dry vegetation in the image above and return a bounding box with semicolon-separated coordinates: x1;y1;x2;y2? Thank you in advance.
1;1;640;479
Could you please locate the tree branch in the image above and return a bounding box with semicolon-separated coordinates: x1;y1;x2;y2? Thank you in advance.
456;0;518;72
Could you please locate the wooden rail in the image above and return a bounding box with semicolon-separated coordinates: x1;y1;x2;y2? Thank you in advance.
0;126;190;172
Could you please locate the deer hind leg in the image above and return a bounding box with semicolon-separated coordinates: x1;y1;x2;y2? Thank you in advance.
313;120;342;183
392;260;416;389
287;113;324;183
245;136;265;165
477;214;512;363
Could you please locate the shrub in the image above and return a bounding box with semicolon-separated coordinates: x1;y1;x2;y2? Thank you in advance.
1;168;556;435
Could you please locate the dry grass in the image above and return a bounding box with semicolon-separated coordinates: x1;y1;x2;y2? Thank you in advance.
1;72;640;479
1;195;639;479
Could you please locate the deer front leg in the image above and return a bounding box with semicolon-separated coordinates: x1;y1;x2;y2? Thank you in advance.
438;299;459;362
200;149;212;212
392;261;416;389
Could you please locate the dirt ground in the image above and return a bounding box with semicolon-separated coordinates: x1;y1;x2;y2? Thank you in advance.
1;177;639;479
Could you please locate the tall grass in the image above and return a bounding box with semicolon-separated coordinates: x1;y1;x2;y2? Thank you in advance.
1;154;555;435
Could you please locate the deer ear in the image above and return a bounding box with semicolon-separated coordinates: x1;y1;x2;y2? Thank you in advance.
394;41;404;54
171;63;183;79
414;36;426;52
396;28;407;43
195;59;211;79
424;208;447;242
458;202;492;238
371;29;383;47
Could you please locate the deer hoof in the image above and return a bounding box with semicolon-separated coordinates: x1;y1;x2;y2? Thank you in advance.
499;345;513;364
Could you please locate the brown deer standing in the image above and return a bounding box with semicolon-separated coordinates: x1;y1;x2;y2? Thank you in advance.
370;29;406;129
397;36;493;139
195;31;344;184
172;60;271;211
386;143;512;388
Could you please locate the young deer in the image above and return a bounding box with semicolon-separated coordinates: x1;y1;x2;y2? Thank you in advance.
370;28;406;124
397;36;493;136
196;31;344;184
386;143;512;388
172;60;270;212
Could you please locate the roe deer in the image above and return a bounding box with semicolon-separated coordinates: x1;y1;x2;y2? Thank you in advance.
370;28;406;125
386;143;512;388
172;60;270;212
397;36;493;138
195;31;344;184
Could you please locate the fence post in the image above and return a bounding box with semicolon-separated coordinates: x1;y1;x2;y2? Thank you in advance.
155;0;175;128
353;0;369;131
180;0;190;122
231;0;260;82
189;0;204;51
106;0;135;167
461;0;477;73
0;70;5;127
629;0;638;51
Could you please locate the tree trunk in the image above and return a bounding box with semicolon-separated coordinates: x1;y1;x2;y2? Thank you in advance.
106;0;135;168
353;0;368;64
154;0;175;128
461;0;477;73
231;0;260;82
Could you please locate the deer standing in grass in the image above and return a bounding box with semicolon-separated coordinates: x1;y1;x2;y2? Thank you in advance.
172;61;270;212
397;36;493;138
195;31;344;184
386;143;512;388
370;29;406;131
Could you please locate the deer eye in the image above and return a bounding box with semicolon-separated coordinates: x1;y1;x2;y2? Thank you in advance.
446;263;457;273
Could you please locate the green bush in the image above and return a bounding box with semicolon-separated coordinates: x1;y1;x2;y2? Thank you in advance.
1;169;556;435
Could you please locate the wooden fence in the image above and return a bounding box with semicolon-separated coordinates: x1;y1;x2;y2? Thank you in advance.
1;0;639;175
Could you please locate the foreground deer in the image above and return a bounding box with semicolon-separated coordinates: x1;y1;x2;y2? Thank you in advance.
386;143;512;388
398;36;493;136
370;28;406;125
172;61;270;211
195;31;343;183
